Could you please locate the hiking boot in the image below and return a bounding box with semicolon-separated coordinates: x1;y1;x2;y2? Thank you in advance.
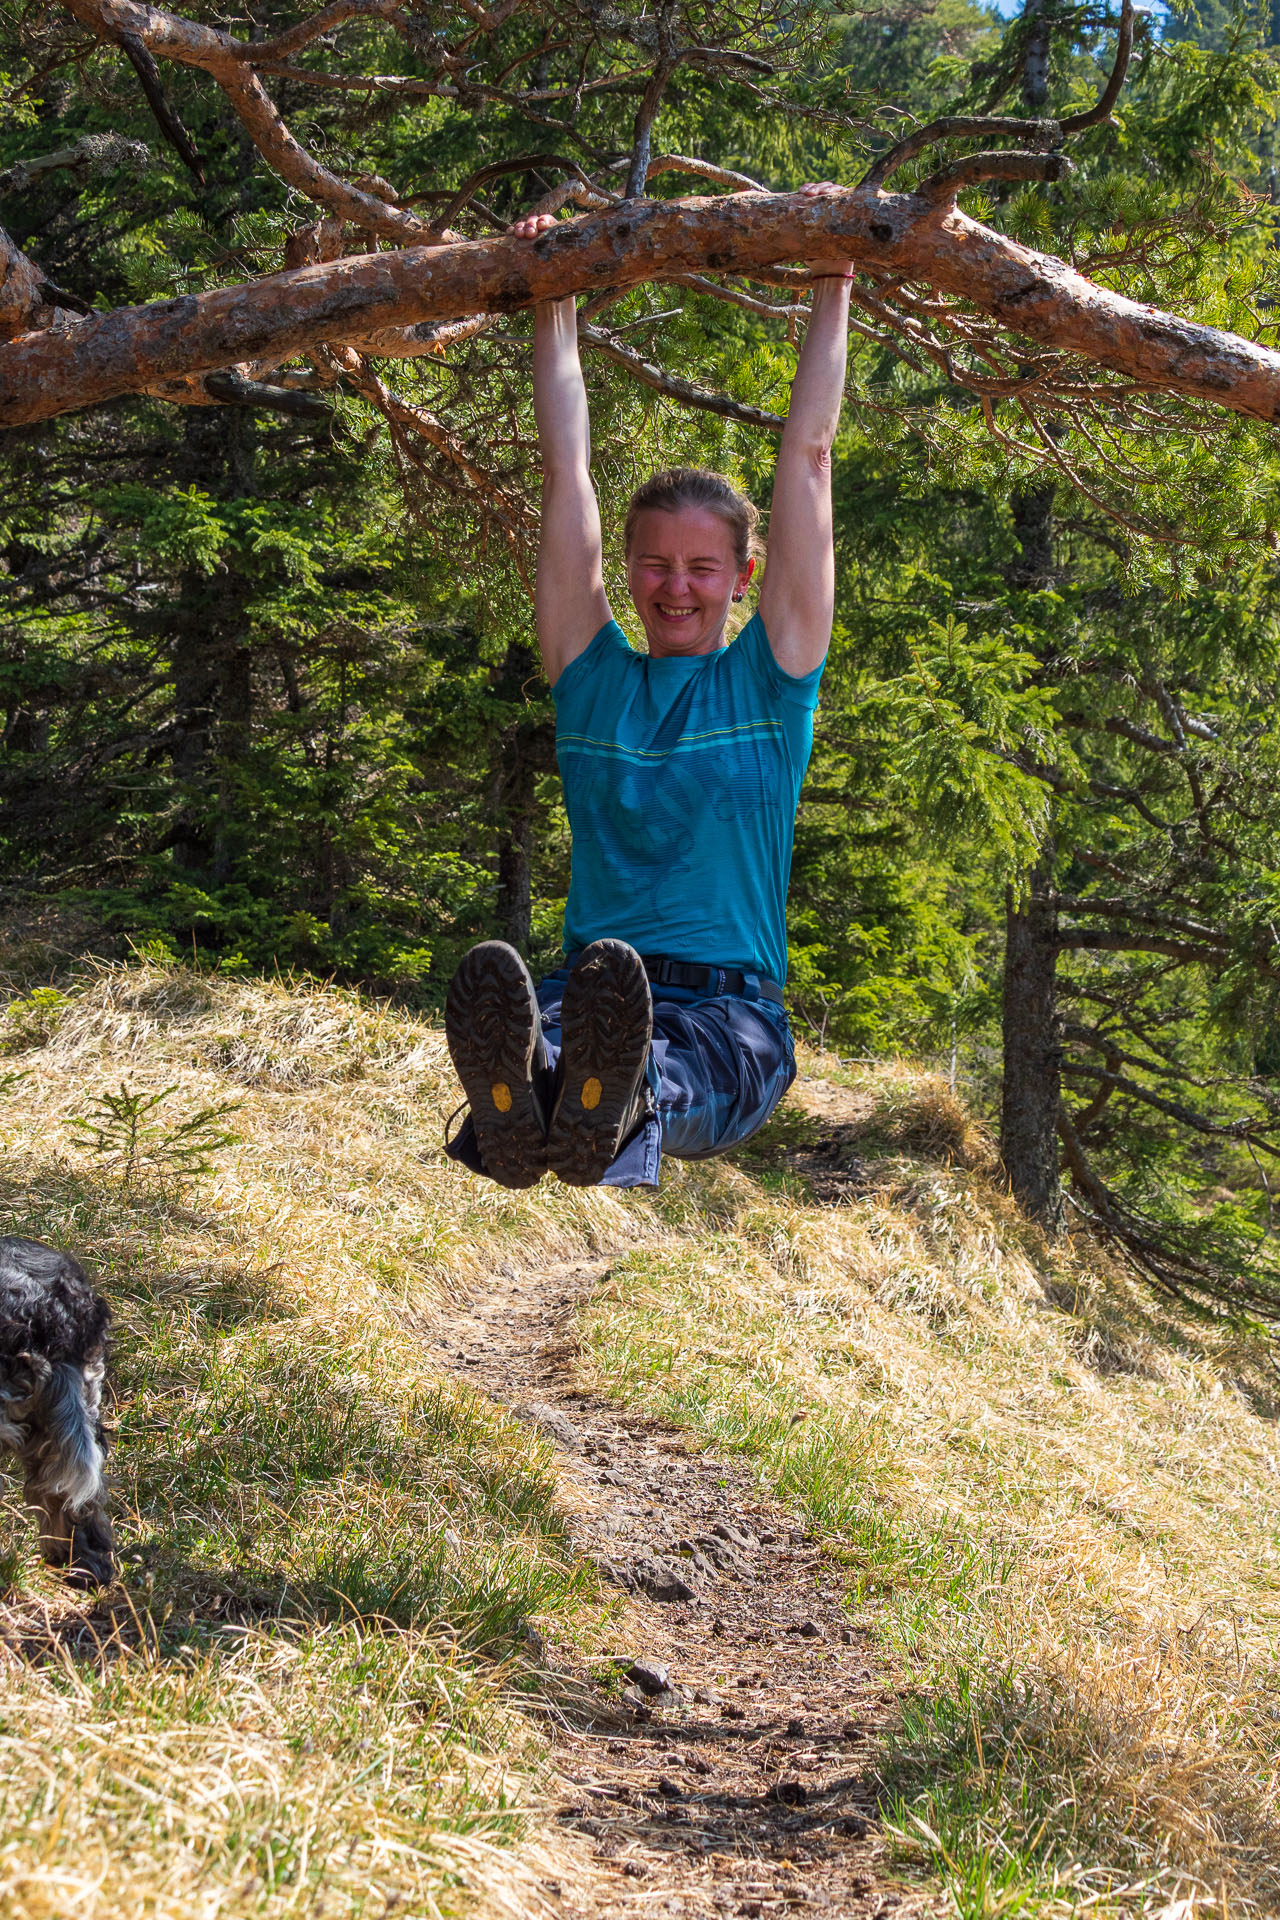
445;941;550;1189
546;940;653;1187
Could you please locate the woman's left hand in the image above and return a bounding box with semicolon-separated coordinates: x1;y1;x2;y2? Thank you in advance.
797;180;855;282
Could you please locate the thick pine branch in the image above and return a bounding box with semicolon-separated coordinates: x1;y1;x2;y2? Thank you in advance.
861;0;1135;187
8;188;1280;426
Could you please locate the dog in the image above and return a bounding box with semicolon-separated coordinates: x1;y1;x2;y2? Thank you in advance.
0;1237;115;1588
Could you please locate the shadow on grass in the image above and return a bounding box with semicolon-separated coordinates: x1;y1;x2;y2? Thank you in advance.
0;1154;592;1672
726;1076;996;1210
724;1099;901;1209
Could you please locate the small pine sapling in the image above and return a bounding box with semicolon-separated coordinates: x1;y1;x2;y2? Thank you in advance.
70;1083;241;1193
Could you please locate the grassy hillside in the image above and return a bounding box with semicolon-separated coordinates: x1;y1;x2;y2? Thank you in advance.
0;962;635;1918
581;1076;1280;1915
1;960;1277;1918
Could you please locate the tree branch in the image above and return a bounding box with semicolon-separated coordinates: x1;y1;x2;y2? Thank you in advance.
861;1;1133;189
11;185;1280;426
249;0;407;63
0;131;151;195
1056;1103;1280;1313
1061;1063;1280;1155
0;228;52;342
203;368;333;417
624;6;678;201
1053;896;1231;945
329;347;537;539
64;0;431;242
350;311;498;359
861;115;1061;190
1059;0;1136;135
1056;709;1181;755
578;320;785;429
435;152;602;230
643;154;767;193
918;150;1072;203
116;28;204;183
1057;929;1280;979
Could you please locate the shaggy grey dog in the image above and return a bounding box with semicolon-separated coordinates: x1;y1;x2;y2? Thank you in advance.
0;1237;115;1588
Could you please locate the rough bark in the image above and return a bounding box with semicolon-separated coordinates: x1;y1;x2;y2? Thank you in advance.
168;591;219;875
1022;0;1052;114
1008;476;1056;587
496;813;533;952
7;188;1280;426
1;227;53;342
212;643;253;884
1000;864;1064;1233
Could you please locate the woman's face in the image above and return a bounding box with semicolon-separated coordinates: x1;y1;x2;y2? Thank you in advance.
626;506;754;658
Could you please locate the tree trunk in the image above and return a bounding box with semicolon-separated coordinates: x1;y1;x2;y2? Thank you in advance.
487;639;553;954
1022;0;1052;113
496;814;533;952
211;642;253;883
169;409;255;879
1001;446;1062;1230
1000;863;1064;1232
492;721;539;953
169;584;219;875
1009;477;1057;587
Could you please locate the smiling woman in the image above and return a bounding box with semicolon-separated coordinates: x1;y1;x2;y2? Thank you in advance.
442;185;853;1194
624;471;761;656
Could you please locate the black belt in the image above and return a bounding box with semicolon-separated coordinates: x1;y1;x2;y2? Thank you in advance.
639;953;785;1006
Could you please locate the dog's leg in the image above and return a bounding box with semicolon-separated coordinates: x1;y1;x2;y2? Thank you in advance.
24;1479;115;1590
21;1355;116;1590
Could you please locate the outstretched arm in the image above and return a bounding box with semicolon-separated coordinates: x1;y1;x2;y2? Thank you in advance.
758;184;852;678
512;215;613;684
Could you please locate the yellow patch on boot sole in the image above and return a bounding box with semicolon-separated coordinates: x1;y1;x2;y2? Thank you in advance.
491;1082;513;1113
581;1077;602;1110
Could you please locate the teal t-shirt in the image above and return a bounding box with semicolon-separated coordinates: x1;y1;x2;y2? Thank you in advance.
551;612;825;985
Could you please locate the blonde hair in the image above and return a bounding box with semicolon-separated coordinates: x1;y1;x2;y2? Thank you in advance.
624;468;762;571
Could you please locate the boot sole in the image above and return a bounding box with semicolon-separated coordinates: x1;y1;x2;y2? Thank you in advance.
445;942;546;1190
546;941;653;1187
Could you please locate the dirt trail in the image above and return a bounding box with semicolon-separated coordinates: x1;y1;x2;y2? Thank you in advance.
434;1257;935;1920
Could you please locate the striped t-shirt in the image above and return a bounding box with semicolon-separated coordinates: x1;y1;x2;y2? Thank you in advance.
551;613;825;985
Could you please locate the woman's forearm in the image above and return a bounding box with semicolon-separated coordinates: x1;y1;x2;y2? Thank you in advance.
782;276;851;464
533;295;591;477
530;290;610;677
757;219;852;673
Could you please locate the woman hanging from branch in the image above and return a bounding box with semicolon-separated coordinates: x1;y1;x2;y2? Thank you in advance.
443;183;852;1189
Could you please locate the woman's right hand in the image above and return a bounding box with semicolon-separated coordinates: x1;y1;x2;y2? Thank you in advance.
508;212;559;241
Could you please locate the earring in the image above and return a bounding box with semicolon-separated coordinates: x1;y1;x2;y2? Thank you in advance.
732;591;744;602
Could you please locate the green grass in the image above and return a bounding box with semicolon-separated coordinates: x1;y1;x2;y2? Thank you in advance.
0;961;638;1917
575;1111;1280;1919
5;967;1278;1918
0;1164;584;1917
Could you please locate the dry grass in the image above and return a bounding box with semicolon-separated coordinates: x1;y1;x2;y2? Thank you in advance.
578;1048;1280;1917
0;960;668;1919
5;968;1279;1917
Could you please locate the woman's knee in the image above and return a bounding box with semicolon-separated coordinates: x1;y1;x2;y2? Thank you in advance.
655;997;794;1158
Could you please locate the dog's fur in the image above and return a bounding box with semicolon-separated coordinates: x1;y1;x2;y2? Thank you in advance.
0;1237;114;1588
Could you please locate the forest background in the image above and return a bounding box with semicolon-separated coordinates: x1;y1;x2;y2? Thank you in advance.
5;0;1280;1311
